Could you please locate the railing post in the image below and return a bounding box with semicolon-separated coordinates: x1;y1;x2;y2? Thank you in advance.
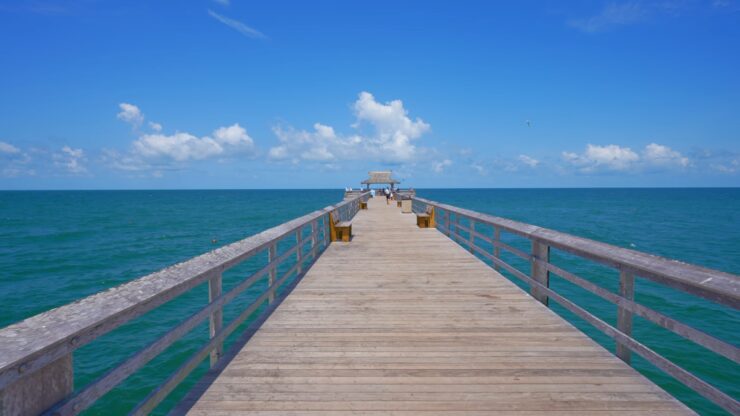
0;355;73;416
530;241;550;306
311;220;318;257
468;219;476;253
444;210;450;237
268;243;277;304
453;214;460;241
617;270;635;364
493;226;501;271
208;271;223;367
296;228;303;275
323;216;330;248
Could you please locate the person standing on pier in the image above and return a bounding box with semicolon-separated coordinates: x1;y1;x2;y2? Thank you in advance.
384;187;390;204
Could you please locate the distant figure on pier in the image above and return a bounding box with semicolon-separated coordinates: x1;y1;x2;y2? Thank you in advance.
370;189;376;197
384;187;390;204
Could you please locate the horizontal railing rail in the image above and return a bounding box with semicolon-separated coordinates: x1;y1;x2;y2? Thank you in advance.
0;192;370;415
413;196;739;415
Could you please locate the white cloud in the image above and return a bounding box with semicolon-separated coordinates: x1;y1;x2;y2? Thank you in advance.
113;104;256;174
471;162;487;176
117;103;144;127
563;143;689;173
208;10;266;39
132;123;254;162
643;143;690;167
569;2;648;32
0;141;20;154
433;159;452;173
563;144;639;172
268;91;431;165
518;154;540;168
53;146;87;174
711;159;739;174
0;144;33;177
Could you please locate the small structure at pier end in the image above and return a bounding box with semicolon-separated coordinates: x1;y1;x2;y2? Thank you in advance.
361;170;400;191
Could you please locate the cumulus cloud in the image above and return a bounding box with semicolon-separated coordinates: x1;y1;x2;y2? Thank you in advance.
53;146;87;174
132;123;254;162
117;103;144;127
562;143;689;173
471;162;487;176
112;103;255;174
0;141;20;154
518;154;540;168
208;10;266;39
711;159;739;173
0;142;34;177
433;159;452;173
643;143;690;167
268;91;431;165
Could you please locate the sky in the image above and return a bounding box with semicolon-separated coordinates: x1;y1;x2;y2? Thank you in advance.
0;0;739;189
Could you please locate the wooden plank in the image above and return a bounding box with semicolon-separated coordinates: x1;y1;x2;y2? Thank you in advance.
186;196;694;415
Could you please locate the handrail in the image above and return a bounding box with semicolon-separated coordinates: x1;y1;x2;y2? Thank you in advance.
0;192;370;415
415;197;739;308
413;196;739;415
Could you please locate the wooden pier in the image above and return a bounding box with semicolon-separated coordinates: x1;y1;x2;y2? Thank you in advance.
181;196;693;414
0;190;737;415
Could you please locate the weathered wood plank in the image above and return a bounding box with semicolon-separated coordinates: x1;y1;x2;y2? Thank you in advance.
186;196;694;415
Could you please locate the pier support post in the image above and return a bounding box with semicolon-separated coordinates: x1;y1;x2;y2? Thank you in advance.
268;243;277;304
530;241;550;306
493;227;501;271
617;270;635;364
208;272;223;367
0;354;73;416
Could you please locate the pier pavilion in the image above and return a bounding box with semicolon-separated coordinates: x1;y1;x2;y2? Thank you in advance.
361;170;400;191
0;189;738;415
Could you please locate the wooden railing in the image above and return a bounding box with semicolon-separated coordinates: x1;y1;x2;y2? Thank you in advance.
0;192;369;416
413;196;739;415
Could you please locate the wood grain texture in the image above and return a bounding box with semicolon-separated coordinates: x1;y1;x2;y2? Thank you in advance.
184;196;694;415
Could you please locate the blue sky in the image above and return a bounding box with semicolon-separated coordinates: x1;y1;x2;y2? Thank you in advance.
0;0;738;189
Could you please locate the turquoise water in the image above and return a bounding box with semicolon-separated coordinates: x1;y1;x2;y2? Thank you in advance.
0;189;738;415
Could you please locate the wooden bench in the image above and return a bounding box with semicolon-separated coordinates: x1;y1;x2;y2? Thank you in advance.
359;201;368;210
397;200;402;208
416;206;435;228
329;212;352;242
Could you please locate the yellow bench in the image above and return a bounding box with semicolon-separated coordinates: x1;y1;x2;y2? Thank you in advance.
329;212;352;242
416;206;435;228
359;201;368;210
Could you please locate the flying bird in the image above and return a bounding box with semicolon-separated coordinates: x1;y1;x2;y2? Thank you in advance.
525;120;532;128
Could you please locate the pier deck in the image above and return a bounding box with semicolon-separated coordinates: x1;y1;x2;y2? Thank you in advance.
183;196;693;415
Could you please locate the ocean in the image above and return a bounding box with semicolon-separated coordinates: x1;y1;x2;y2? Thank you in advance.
0;188;738;415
